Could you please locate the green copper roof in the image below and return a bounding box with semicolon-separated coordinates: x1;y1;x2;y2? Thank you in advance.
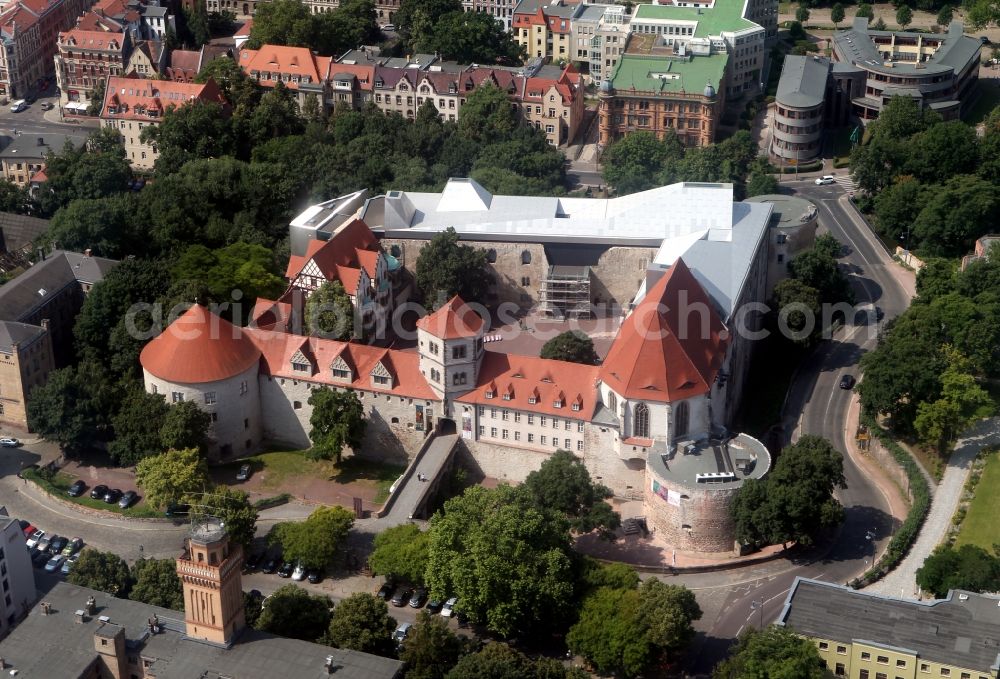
609;53;728;93
633;1;758;36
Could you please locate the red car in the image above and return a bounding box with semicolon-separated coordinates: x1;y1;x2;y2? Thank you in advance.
21;523;35;539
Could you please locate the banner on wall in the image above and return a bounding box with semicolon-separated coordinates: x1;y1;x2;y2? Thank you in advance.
651;479;681;506
461;410;473;439
415;404;424;431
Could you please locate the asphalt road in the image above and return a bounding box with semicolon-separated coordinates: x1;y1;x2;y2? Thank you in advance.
687;179;914;674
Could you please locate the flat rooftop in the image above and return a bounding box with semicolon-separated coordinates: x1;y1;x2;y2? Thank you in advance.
609;51;729;94
745;194;817;230
833;18;981;77
647;434;770;490
632;1;759;36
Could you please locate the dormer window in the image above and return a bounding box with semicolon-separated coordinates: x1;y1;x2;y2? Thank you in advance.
571;402;581;411
485;389;495;399
332;367;350;379
292;362;309;372
553;399;562;408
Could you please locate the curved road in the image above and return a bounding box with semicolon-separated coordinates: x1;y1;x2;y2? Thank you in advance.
689;180;916;673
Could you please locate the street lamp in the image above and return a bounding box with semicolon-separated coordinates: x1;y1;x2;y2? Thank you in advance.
750;599;765;629
865;528;876;567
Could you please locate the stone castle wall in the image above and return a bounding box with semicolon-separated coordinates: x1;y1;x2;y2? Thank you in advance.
643;475;740;553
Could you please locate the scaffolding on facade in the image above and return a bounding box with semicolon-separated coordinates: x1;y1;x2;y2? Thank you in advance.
539;265;592;319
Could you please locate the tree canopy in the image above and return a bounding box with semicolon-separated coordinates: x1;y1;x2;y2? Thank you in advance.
916;544;1000;598
539;331;599;365
524;449;621;537
414;227;492;307
129;558;184;610
368;523;431;584
305;280;356;340
135;448;211;509
324;593;397;656
712;626;829;679
308;388;367;462
254;584;333;641
270;505;354;569
400;610;470;679
67;549;132;597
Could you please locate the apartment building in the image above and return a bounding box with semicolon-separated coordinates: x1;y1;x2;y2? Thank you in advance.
513;0;581;61
0;508;33;639
0;132;85;187
598;34;727;148
238;44;331;109
0;0;91;100
461;0;516;29
100;75;227;169
781;577;1000;679
54;28;132;117
571;3;629;82
123;38;166;78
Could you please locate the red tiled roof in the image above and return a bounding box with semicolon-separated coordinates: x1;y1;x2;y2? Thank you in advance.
75;11;123;32
234;19;252;36
246;328;437;400
94;0;128;15
239;45;331;90
140;304;262;384
286;220;382;293
29;167;47;183
600;259;728;403
0;5;39;32
169;48;201;72
457;352;599;420
330;63;375;91
416;296;484;340
59;28;126;51
102;75;226;122
250;297;292;331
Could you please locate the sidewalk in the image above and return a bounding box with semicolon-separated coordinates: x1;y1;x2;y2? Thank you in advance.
865;417;1000;599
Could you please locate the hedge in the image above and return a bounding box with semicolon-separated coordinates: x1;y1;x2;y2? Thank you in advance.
850;411;932;588
253;493;292;510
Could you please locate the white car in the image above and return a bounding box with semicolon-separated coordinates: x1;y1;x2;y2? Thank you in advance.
814;175;835;186
440;597;458;618
9;100;25;112
291;562;307;581
393;622;412;646
25;529;43;549
0;437;20;447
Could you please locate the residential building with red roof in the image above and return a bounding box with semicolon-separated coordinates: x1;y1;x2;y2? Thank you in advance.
100;75;227;168
0;0;89;100
124;38;166;78
54;27;133;116
238;44;331;108
513;0;582;61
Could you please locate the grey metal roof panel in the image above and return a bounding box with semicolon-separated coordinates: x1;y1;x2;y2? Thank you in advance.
0;133;88;161
0;320;46;353
781;578;1000;674
776;55;830;108
0;251;117;322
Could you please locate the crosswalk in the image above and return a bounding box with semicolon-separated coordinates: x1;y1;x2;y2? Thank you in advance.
832;175;858;194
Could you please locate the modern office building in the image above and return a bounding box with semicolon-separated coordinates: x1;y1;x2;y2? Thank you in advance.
0;507;34;640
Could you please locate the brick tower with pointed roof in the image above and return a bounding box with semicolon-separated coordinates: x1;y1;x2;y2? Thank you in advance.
416;296;485;415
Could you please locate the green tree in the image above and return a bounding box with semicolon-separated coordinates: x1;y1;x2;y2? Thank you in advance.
67;549;132;597
936;4;954;25
306;280;355;340
524;449;621;537
602;131;682;194
87;79;107;116
831;2;845;26
271;505;354;569
871;96;940;143
914;352;993;448
874;177;925;243
912;175;1000;257
0;179;32;213
129;558;184;610
109;388;169;466
396;0;462;53
369;523;431;584
444;643;542;679
579;559;641;594
872;16;887;29
249;82;305;146
746;169;778;198
456;84;519;146
856;3;874;21
27;361;118;455
172;242;285;315
307;387;366;462
255;583;333;641
966;0;997;30
414;227;492;306
196;57;259;112
896;3;913;28
637;579;702;656
400;610;468;679
45;194;140;259
160;400;212;452
324;593;397;656
788;247;853;305
135;448;211;509
244;591;265;627
426;11;524;65
539;331;599;365
201;486;258;550
183;0;211;46
426;485;575;637
771;278;822;344
915;258;956;300
566;587;653;678
906;122;979;184
712;625;830;679
795;4;810;23
141;99;234;177
916;544;1000;597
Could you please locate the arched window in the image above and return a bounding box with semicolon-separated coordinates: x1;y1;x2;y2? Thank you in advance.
674;401;689;438
521;249;531;264
607;391;617;416
633;402;649;439
486;248;497;263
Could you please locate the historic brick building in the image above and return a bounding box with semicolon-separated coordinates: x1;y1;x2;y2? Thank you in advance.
0;0;91;100
54;28;133;116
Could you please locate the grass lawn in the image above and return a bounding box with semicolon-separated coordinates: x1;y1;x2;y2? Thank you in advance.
25;469;161;519
955;450;1000;549
964;81;1000;126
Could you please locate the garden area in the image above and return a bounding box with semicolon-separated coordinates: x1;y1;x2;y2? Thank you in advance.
954;449;1000;550
23;467;161;519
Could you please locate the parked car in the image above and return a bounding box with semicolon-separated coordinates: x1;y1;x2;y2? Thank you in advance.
7;100;24;113
391;588;413;607
44;555;65;573
839;374;856;390
277;561;294;578
20;522;35;539
49;536;68;554
34;534;54;554
90;485;108;500
441;597;458;618
244;552;263;572
67;480;86;497
291;562;306;581
25;529;43;549
408;588;427;608
61;537;82;556
103;488;122;504
426;598;442;614
376;582;395;600
40;102;53;110
875;306;884;321
393;622;412;648
261;555;281;574
814;175;835;186
118;490;138;509
380;23;396;31
31;550;49;567
61;553;79;575
236;463;251;481
306;569;322;584
164;502;190;517
0;437;20;447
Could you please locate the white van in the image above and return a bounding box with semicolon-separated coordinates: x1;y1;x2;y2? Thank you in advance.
9;100;26;112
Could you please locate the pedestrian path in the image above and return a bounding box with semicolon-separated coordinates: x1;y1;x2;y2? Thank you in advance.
833;175;858;194
866;417;1000;599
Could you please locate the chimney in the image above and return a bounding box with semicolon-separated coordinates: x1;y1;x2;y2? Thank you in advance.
40;602;51;615
324;655;336;674
85;596;96;615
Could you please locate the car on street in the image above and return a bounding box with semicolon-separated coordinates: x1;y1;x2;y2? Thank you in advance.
875;306;884;321
408;588;427;608
393;622;412;648
839;374;856;390
90;485;108;500
277;561;294;578
261;555;281;574
8;100;25;113
814;175;835;186
244;552;262;572
165;502;190;517
982;35;991;44
380;23;395;31
25;529;43;549
118;490;138;509
307;569;322;584
0;437;20;447
49;536;68;554
67;480;87;497
426;598;442;614
441;597;458;618
236;463;251;481
376;582;394;600
40;102;53;110
291;562;306;581
61;553;79;575
44;555;65;573
391;588;413;607
103;488;122;504
61;537;82;556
